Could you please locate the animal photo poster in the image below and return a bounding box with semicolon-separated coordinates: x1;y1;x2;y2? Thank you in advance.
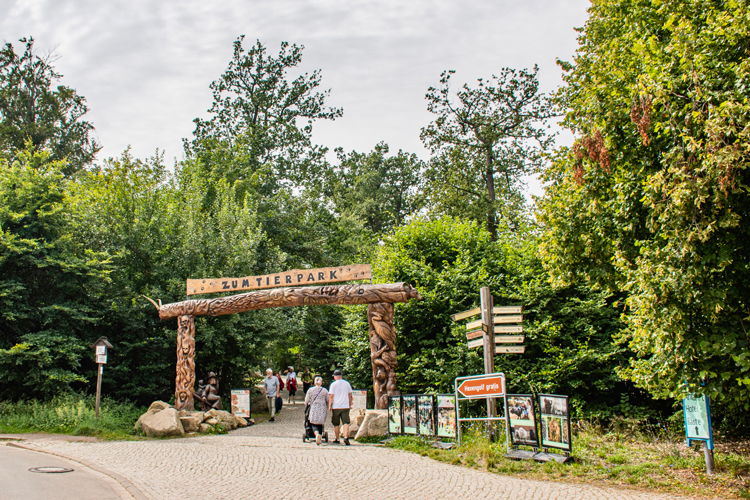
402;395;418;435
436;394;457;439
538;394;571;452
388;396;402;434
416;395;435;436
506;394;538;447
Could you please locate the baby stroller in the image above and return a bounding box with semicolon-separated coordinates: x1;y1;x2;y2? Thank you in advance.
302;403;328;443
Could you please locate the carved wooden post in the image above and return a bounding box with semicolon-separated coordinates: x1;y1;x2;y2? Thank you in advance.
175;315;196;411
367;302;398;409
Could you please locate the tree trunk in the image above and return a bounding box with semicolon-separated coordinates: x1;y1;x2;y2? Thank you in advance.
485;149;497;240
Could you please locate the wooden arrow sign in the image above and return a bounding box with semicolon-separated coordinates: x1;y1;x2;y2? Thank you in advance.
466;329;483;340
493;306;522;314
494;315;523;324
466;318;483;330
450;307;481;322
495;346;526;354
495;335;524;343
467;338;484;349
495;325;523;333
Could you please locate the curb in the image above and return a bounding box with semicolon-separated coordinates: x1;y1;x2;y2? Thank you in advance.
6;442;149;500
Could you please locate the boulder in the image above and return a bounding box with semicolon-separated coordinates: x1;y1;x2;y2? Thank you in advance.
135;409;159;432
178;410;187;417
348;409;367;434
205;417;219;425
204;409;218;420
199;423;211;433
354;410;388;440
180;416;201;433
147;401;171;412
187;411;205;422
235;416;248;428
140;408;185;437
214;410;238;430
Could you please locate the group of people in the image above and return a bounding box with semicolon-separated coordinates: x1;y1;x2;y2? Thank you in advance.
262;367;354;446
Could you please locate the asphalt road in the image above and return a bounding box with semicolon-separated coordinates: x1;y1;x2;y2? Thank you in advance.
0;444;124;500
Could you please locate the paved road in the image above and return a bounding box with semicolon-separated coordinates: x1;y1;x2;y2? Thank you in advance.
0;442;131;500
14;395;696;500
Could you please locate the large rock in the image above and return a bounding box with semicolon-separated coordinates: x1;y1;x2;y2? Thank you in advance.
214;410;238;430
199;423;211;433
148;401;171;412
187;411;205;422
348;409;367;434
354;410;388;440
140;408;185;437
135;409;159;432
205;417;219;425
180;416;201;433
235;416;248;428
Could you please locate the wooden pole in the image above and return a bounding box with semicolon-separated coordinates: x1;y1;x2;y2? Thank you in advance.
175;315;197;411
95;364;102;419
480;287;496;421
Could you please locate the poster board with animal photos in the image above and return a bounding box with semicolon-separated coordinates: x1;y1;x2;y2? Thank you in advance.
402;395;418;435
538;394;572;453
506;394;539;448
416;395;435;436
435;394;457;439
388;395;402;435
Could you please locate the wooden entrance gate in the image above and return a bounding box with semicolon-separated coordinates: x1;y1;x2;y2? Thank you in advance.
155;282;422;411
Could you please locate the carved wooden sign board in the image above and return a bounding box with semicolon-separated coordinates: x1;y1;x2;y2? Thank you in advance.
186;264;371;296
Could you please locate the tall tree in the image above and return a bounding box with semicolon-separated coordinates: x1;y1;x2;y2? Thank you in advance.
327;142;425;234
0;37;100;175
421;68;552;238
538;0;750;409
186;36;342;189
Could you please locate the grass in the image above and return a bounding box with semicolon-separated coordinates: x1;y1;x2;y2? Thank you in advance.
384;421;750;499
0;393;145;440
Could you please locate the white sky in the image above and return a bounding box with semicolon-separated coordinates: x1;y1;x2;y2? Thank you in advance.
1;0;590;196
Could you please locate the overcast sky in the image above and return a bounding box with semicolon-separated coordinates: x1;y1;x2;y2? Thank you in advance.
2;0;589;194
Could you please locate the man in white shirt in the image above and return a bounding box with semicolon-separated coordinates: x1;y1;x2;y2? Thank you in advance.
328;369;353;445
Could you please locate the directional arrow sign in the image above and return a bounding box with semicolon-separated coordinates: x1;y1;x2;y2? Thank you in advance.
495;346;526;354
493;306;522;314
495;335;525;343
467;338;484;349
466;329;483;340
456;375;506;398
494;315;523;324
495;325;523;333
450;307;481;322
466;318;483;330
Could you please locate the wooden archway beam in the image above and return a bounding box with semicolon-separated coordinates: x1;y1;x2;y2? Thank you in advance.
158;282;422;320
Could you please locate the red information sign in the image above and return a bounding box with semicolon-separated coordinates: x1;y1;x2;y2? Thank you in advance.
456;375;505;398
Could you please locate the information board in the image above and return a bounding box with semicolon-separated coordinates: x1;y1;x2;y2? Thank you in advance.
231;389;251;418
388;396;402;435
402;395;418;435
507;394;539;448
352;390;367;410
416;395;435;436
683;394;713;449
538;394;571;453
436;394;456;439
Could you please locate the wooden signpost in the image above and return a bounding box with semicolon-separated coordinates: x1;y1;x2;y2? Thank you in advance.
186;264;371;295
91;337;113;419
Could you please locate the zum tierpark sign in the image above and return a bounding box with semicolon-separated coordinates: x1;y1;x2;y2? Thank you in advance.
186;264;371;296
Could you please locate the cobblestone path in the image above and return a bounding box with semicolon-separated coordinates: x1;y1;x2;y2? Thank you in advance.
22;394;695;500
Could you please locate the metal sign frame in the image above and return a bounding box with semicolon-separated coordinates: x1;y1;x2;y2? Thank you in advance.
684;394;714;450
454;372;508;446
402;394;419;435
387;395;403;436
416;394;435;437
538;394;572;454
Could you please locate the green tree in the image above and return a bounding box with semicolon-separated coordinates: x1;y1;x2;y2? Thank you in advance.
538;0;750;409
0;37;100;175
0;146;110;399
421;68;552;238
186;36;342;189
327;142;425;234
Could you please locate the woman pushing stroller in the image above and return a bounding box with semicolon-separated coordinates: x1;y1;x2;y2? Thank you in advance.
304;376;328;445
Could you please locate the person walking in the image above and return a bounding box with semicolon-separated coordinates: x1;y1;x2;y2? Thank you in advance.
328;369;353;445
263;368;280;422
304;376;329;445
301;367;313;394
286;366;297;404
